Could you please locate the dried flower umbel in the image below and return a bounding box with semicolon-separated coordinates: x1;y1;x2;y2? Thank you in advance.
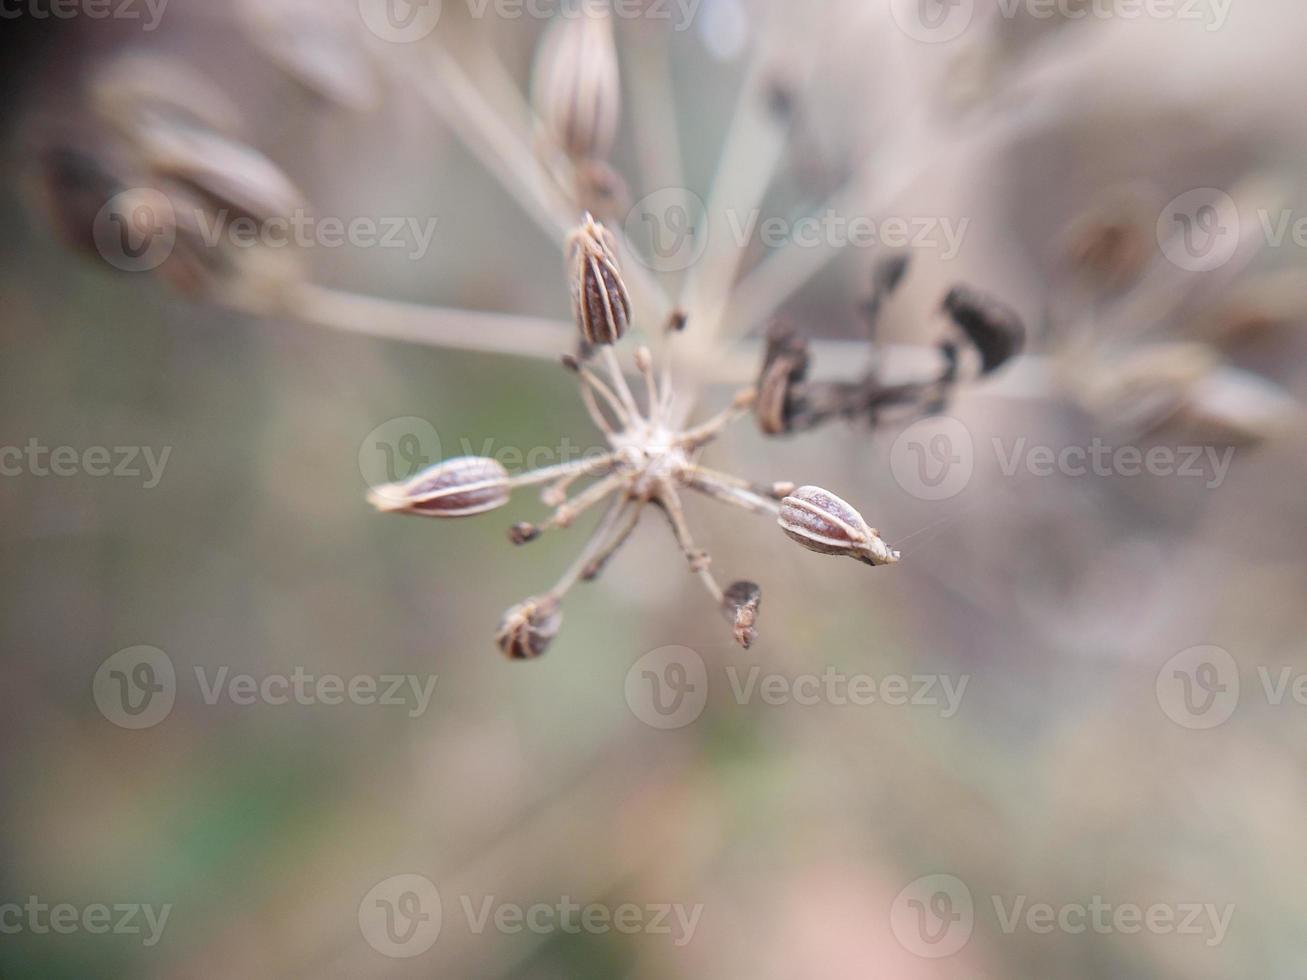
370;215;900;657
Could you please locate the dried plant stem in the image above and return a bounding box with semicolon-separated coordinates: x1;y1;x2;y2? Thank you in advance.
547;492;630;597
443;40;673;336
581;498;645;580
600;346;642;419
677;35;788;387
224;280;1052;395
625;27;685;211
686;469;782;517
403;48;570;247
507;455;616;490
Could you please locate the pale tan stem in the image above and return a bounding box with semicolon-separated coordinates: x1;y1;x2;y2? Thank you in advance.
601;346;642;420
581;497;645;581
685;471;783;518
679;389;757;450
545;471;627;531
547;492;630;599
507;455;617;491
654;483;723;604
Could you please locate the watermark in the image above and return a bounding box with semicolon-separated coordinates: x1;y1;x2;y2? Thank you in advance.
92;192;441;271
357;0;443;42
624;188;708;273
359;875;443;958
358;875;703;958
1157;645;1307;729
999;0;1230;30
465;0;700;27
726;211;969;260
0;897;172;947
93;647;438;729
890;417;976;502
93;646;177;730
890;417;1237;501
890;874;974;958
891;874;1232;958
890;0;1231;44
358;417;618;499
0;439;171;489
93;188;176;273
624;646;968;729
0;0;169;30
357;0;702;42
622;192;968;271
193;209;439;262
1156;645;1239;729
890;0;975;44
1158;197;1307;272
1157;189;1240;272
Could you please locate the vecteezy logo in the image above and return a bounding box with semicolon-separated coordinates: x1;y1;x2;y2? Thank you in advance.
623;188;709;273
890;0;975;43
625;645;709;730
359;874;443;958
1157;189;1240;272
92;189;176;273
358;416;442;502
357;0;441;42
1156;645;1240;730
890;416;974;501
890;873;974;958
93;646;177;729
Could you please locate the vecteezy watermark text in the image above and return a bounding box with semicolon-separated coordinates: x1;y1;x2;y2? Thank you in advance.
0;440;171;489
358;874;703;958
1157;644;1307;729
624;646;969;729
0;898;172;947
890;417;1238;501
889;873;1232;959
0;0;169;30
94;646;438;729
194;209;439;262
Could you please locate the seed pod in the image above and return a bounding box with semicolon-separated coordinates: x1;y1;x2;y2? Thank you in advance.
721;581;762;649
496;596;562;660
755;325;810;436
942;285;1026;375
778;486;900;566
368;456;510;517
568;213;630;346
532;9;621;161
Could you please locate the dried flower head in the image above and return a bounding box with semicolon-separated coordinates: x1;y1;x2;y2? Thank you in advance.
366;216;899;656
779;486;901;567
532;7;621;163
568;213;631;346
368;456;511;517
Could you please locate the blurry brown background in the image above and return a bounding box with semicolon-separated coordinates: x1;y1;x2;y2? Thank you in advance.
4;1;1307;977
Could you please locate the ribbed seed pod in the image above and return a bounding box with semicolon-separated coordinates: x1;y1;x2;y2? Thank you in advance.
721;581;762;649
568;213;630;345
532;9;621;162
778;486;900;566
368;457;511;517
496;597;562;660
942;285;1026;375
